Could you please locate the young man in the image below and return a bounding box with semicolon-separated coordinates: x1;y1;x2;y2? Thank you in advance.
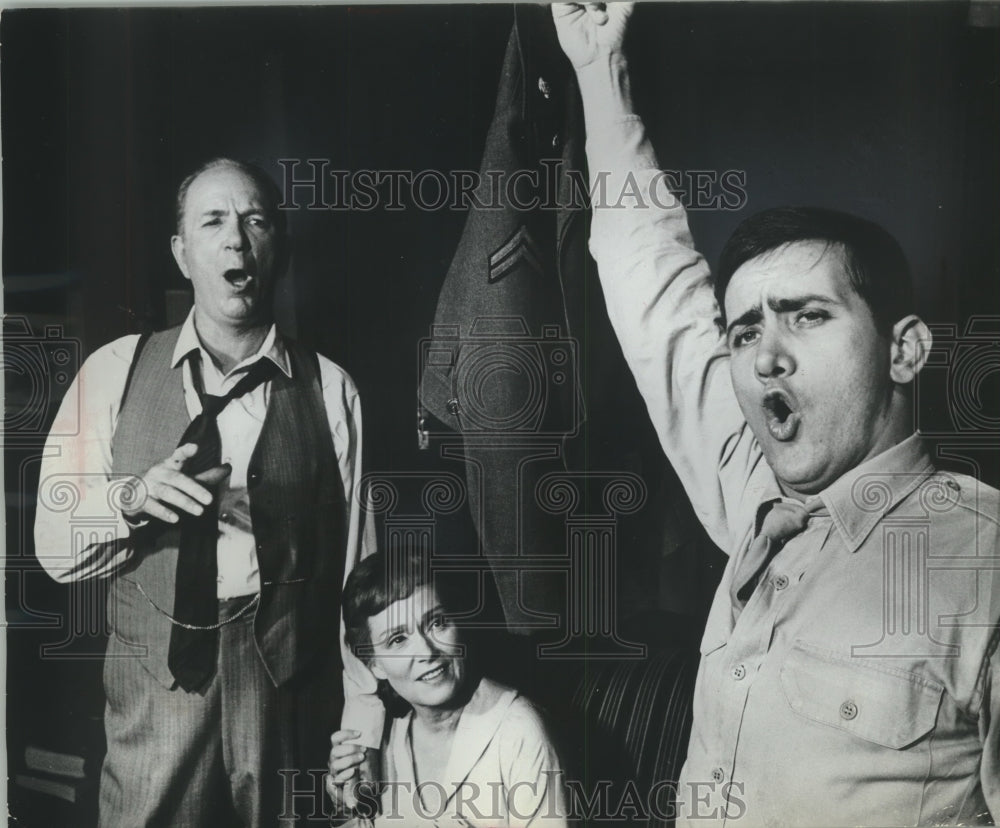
554;4;999;825
35;159;380;826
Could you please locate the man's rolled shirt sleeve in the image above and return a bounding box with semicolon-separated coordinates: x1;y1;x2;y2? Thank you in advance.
34;336;142;582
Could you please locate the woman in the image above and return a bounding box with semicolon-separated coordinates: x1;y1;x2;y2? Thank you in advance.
328;550;568;828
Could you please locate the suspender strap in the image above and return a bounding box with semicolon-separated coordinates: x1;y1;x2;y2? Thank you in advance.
119;332;152;412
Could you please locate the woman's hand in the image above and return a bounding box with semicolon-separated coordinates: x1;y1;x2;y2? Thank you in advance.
325;730;367;810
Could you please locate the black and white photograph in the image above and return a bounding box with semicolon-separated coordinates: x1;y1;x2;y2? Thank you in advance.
3;2;999;826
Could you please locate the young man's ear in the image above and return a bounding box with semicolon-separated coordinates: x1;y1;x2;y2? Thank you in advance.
171;234;191;282
889;315;933;384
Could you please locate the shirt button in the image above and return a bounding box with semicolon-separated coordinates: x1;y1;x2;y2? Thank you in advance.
774;574;790;591
732;664;746;681
839;700;858;720
711;767;725;784
219;511;230;521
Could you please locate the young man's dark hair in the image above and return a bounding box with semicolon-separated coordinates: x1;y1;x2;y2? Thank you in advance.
715;206;913;333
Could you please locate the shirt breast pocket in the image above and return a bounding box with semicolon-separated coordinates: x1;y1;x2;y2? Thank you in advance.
779;641;943;749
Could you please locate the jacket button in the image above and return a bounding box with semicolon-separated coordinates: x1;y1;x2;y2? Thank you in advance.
732;664;746;681
711;767;725;783
537;76;551;99
446;398;461;415
774;574;789;591
839;700;858;720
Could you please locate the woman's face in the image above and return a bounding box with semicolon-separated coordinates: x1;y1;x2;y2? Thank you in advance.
367;583;466;713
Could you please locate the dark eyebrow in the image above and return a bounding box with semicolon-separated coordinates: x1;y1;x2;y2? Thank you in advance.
766;293;838;314
726;306;762;338
726;293;839;338
199;207;267;219
375;623;407;644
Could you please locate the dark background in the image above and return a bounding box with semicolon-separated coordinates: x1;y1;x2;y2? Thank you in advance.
4;3;998;825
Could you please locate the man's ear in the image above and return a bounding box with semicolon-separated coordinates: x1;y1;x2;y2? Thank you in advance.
170;234;191;281
890;315;932;384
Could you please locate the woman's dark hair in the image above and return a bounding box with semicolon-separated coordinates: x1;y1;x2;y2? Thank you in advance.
715;206;913;335
343;548;436;660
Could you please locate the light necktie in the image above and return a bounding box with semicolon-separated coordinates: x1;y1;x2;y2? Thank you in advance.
735;497;827;605
167;355;278;692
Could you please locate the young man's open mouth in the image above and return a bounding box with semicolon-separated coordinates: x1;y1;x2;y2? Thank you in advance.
762;389;801;442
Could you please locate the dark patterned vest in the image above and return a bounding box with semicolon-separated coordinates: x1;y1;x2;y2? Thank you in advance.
109;325;345;689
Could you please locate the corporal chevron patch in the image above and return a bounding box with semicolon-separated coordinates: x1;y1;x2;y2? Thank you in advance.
488;225;543;284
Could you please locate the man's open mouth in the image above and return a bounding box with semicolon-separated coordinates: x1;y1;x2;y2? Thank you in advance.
223;268;253;291
762;389;801;442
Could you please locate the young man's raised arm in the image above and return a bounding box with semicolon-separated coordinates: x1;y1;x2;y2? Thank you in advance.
554;2;752;550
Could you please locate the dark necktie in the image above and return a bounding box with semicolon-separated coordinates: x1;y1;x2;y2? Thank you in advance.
167;355;278;692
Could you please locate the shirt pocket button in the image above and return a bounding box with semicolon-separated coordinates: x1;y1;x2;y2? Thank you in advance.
839;700;858;720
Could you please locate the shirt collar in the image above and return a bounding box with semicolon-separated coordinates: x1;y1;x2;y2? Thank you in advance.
819;433;935;553
750;433;935;555
170;308;292;378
